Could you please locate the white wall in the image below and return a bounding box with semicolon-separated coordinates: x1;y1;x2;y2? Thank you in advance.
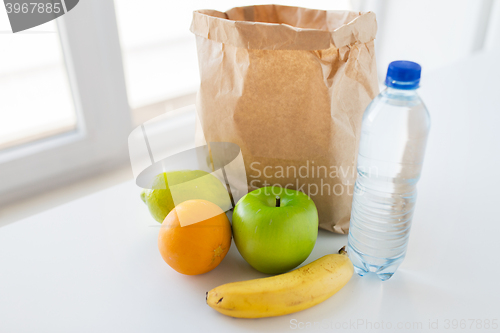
485;0;500;50
358;0;497;81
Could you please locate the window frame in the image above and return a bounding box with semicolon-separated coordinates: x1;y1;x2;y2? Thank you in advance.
0;0;131;206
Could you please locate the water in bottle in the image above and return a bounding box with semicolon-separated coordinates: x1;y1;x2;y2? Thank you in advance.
347;61;431;281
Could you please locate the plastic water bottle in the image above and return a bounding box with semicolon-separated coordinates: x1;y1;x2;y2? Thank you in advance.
347;61;431;281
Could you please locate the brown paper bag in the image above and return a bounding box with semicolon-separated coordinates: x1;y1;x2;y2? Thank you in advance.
190;5;379;234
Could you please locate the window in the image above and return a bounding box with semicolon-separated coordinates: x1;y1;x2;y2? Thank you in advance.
0;0;131;205
0;14;76;150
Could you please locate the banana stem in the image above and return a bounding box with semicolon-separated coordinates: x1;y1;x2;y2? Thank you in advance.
338;246;347;255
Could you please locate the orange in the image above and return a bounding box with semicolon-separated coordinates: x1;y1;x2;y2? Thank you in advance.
158;199;232;275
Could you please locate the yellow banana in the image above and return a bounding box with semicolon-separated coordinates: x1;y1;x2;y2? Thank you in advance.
206;247;353;318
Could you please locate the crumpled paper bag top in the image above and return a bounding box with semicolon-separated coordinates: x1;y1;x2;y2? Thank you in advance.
190;5;377;50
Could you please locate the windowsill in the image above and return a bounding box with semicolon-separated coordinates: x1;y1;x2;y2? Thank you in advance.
130;91;196;126
0;165;133;229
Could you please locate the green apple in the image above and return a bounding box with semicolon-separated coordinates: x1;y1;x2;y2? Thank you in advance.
232;186;318;274
140;170;231;223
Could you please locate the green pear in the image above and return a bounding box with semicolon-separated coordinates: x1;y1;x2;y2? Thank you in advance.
140;170;231;223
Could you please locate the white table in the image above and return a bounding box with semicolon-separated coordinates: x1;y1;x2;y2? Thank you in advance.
1;50;500;333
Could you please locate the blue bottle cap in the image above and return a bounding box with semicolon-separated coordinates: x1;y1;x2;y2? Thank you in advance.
385;61;421;90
